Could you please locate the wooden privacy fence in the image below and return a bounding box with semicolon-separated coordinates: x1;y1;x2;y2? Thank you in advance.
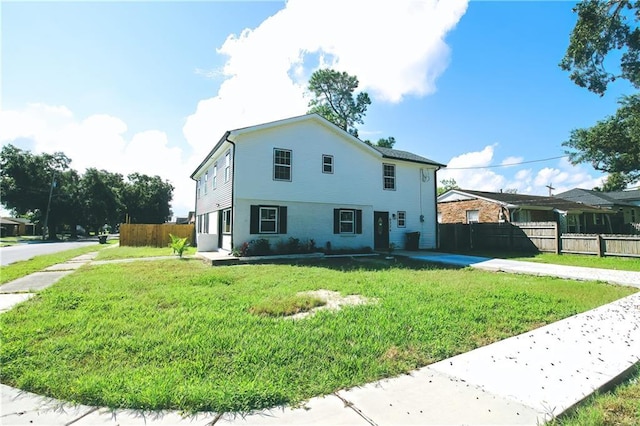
561;234;640;257
439;222;640;258
119;224;195;248
439;222;558;253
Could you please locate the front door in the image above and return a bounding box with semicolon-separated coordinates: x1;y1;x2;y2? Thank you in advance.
374;211;389;250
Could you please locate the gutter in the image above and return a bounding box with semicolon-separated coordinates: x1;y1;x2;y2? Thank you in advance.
225;135;236;251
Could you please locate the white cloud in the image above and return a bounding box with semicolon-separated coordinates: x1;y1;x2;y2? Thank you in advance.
501;156;523;167
0;104;193;217
183;0;469;163
439;145;606;196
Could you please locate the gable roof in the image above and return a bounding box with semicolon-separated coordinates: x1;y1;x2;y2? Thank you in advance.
556;188;640;207
191;113;444;178
438;189;611;214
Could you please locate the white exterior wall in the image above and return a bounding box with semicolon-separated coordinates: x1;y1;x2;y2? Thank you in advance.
234;199;373;251
231;119;439;250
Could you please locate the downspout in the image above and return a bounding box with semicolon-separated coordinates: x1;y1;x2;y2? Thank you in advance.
190;173;198;246
225;135;236;251
433;166;440;249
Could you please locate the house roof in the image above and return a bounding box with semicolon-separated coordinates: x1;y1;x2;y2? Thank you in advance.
190;113;445;178
0;217;22;226
556;188;640;207
438;189;611;214
372;146;445;167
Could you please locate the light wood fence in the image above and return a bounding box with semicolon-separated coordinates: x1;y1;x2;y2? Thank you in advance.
560;234;640;257
119;224;195;248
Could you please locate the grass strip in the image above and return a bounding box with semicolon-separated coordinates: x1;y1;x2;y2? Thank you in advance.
0;256;635;414
95;245;196;260
455;250;640;272
548;367;640;425
0;244;105;285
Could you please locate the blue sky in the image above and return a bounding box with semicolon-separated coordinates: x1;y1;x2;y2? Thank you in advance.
1;1;634;217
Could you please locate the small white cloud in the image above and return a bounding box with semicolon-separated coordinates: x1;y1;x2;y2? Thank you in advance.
501;156;523;167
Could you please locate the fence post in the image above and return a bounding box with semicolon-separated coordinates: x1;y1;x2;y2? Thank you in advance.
554;222;560;255
596;234;604;257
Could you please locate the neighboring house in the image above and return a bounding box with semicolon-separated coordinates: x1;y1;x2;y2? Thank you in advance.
437;189;614;233
556;188;640;232
190;114;444;253
0;217;35;237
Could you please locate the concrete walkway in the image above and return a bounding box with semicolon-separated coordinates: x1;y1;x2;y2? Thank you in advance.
399;251;640;288
1;252;639;425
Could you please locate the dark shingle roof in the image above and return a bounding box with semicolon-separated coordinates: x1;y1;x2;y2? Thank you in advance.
372;146;445;167
556;188;639;207
456;190;609;213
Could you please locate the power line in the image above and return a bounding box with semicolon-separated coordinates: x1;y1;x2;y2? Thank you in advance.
445;155;569;170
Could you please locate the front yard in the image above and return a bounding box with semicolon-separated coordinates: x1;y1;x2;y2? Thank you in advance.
0;254;635;414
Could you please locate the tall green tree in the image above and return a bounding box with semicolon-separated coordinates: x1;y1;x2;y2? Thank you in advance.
437;178;459;196
80;168;125;234
122;173;174;224
0;144;72;239
307;69;371;137
560;0;640;96
560;0;640;189
565;94;640;188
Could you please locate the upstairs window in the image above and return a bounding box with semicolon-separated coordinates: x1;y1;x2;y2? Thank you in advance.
274;148;292;181
204;171;208;194
322;155;334;174
383;164;396;190
213;163;217;189
224;151;231;183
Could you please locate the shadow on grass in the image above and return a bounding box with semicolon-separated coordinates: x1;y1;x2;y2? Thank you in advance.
443;249;540;260
243;254;461;272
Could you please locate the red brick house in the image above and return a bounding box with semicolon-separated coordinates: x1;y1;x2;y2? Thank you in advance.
437;189;614;233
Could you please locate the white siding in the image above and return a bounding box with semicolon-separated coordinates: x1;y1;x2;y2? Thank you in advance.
232;120;439;250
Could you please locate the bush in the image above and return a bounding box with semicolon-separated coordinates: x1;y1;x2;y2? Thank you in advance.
169;234;190;258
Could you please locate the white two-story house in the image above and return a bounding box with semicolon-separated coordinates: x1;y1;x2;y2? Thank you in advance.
190;114;444;253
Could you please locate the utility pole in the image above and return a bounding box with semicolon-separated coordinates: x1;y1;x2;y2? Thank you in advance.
42;173;56;240
546;183;555;197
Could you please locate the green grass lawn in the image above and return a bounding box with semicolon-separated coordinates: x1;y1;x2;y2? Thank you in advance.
548;367;640;426
95;245;197;260
0;244;108;285
0;256;635;414
454;250;640;272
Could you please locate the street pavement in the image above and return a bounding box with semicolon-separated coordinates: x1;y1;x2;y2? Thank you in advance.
0;240;99;266
0;251;639;425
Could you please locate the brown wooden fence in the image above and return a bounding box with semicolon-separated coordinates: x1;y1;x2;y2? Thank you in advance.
439;222;558;253
119;224;195;248
439;222;640;257
560;234;640;257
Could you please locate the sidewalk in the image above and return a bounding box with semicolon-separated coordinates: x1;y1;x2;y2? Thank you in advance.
1;252;639;425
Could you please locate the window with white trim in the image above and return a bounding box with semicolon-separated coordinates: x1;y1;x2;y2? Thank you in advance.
204;171;208;194
274;149;292;181
339;210;355;233
224;151;231;183
223;208;231;234
322;155;333;174
213;163;217;189
383;164;395;190
259;207;278;233
466;210;479;224
397;211;406;227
